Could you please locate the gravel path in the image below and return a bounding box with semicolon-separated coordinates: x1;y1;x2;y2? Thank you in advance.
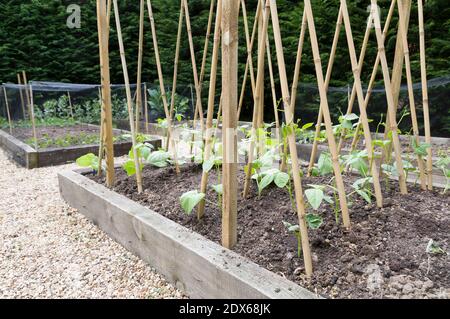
0;149;184;298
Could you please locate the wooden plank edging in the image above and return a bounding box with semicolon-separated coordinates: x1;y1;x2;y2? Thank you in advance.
58;168;321;299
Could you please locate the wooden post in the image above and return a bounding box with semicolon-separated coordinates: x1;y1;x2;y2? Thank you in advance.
97;0;115;187
17;73;26;118
28;85;38;150
112;0;143;193
135;0;145;134
270;0;313;277
341;0;383;207
418;0;433;190
371;0;407;194
221;0;238;249
67;91;74;119
198;0;222;219
306;7;342;176
397;0;427;189
242;0;270;199
304;0;350;228
256;0;265;129
22;71;32;121
183;0;205;134
349;0;396;151
147;0;179;173
2;86;13;134
97;87;105;176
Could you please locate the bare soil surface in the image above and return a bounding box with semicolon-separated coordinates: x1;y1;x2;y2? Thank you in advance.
90;164;449;299
7;125;127;149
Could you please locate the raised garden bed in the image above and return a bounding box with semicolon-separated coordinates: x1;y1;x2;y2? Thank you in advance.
59;163;449;299
0;124;161;168
58;168;319;299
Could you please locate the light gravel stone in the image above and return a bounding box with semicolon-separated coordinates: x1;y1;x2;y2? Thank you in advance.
0;149;185;299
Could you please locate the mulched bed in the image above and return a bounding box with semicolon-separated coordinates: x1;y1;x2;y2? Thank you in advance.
90;164;449;299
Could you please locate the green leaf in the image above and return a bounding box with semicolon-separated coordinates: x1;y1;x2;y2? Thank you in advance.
258;174;275;195
122;159;141;176
305;188;324;210
76;153;97;168
282;221;300;233
180;190;205;215
202;158;215;173
301;122;314;130
426;239;447;255
318;153;333;176
211;184;223;195
356;189;372;204
343;113;359;121
147;150;170;168
306;213;323;229
274;172;289;188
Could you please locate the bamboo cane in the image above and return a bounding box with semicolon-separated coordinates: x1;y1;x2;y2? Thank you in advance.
67;91;74;119
189;0;215;156
28;85;38;150
97;0;115;187
221;0;238;249
336;13;373;153
266;37;280;134
340;0;383;207
2;86;13;134
307;6;343;176
397;0;427;189
304;1;350;228
371;0;407;194
237;0;261;120
135;0;145;134
197;0;222;219
183;0;205;134
379;0;411;175
17;74;26;118
147;0;180;174
289;12;307;114
112;0;143;193
349;0;396;151
270;0;313;277
418;0;433;190
167;0;184;149
256;0;265;129
242;0;270;199
144;83;149;134
281;12;306;173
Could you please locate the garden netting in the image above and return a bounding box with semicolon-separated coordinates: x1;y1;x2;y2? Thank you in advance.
0;81;197;149
290;76;450;138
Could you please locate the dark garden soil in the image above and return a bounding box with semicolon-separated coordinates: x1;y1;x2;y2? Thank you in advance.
90;164;449;299
9;125;126;149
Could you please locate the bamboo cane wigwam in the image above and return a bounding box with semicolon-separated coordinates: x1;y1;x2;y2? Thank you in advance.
92;0;438;279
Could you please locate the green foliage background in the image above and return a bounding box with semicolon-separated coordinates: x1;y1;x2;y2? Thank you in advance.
0;0;449;135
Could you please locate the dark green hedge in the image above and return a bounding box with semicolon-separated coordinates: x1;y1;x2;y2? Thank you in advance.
0;0;448;135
